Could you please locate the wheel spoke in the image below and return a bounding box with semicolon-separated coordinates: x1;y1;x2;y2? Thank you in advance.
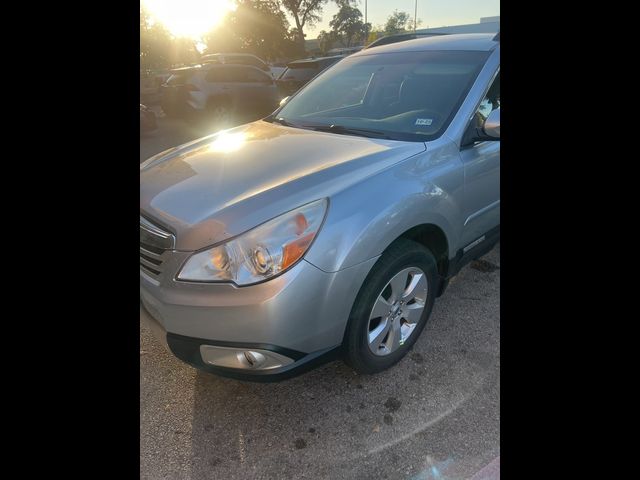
370;296;391;320
369;319;390;351
387;318;402;351
403;303;424;325
388;270;410;302
400;321;417;344
403;272;427;300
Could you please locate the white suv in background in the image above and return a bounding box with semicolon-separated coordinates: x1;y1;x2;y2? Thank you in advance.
161;63;281;125
200;53;282;78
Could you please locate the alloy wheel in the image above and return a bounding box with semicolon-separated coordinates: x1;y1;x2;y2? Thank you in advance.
366;267;428;356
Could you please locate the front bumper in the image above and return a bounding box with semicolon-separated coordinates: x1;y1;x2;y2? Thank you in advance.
140;256;378;379
141;301;341;381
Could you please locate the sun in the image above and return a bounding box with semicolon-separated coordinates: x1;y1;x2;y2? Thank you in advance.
142;0;236;39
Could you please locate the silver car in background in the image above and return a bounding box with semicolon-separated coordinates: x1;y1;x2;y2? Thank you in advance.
161;63;281;125
140;33;500;381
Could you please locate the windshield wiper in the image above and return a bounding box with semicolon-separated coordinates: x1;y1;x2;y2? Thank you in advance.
265;115;296;127
266;118;396;140
300;124;394;140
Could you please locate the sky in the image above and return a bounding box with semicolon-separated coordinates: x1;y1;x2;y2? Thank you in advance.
141;0;500;43
303;0;500;37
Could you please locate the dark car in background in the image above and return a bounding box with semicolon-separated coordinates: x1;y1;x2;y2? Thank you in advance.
199;53;283;78
200;53;270;71
160;63;281;125
276;56;345;96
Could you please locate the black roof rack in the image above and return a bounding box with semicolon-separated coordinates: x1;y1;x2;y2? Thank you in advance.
364;32;448;50
493;32;500;41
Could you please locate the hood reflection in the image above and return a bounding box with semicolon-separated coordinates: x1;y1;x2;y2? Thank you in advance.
208;131;251;153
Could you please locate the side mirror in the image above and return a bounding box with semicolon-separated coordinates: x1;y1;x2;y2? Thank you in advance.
483;108;500;138
462;107;500;147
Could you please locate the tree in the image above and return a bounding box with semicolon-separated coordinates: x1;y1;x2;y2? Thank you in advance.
140;6;173;69
329;1;368;47
383;9;421;36
170;37;200;66
317;30;336;54
281;0;329;48
202;11;243;55
203;0;302;61
231;0;293;60
140;7;200;69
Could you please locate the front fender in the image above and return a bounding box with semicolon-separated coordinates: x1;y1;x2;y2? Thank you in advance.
305;140;464;273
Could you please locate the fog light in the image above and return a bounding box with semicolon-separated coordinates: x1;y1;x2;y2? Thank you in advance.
243;351;266;368
200;345;294;370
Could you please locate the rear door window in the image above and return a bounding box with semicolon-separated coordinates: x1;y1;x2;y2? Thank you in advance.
245;68;272;83
226;66;267;83
225;66;248;83
205;68;230;83
166;73;189;85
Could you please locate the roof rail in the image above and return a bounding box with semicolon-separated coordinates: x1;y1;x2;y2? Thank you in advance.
493;32;500;41
364;32;448;50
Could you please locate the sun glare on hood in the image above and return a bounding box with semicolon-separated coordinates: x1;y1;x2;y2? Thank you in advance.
208;131;250;153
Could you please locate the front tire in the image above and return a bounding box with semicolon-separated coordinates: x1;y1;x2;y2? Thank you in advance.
344;239;438;374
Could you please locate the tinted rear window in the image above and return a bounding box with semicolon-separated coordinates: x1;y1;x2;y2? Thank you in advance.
279;66;320;82
205;66;271;83
245;68;272;83
205;68;229;83
320;57;342;68
166;72;193;85
280;58;341;81
225;56;266;69
225;66;271;83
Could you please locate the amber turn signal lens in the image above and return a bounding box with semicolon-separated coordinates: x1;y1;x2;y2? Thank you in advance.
282;232;315;270
294;213;308;235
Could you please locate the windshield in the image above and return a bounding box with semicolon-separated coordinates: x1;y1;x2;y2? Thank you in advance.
275;50;490;142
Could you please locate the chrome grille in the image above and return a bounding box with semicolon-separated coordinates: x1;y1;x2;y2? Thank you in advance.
140;215;175;278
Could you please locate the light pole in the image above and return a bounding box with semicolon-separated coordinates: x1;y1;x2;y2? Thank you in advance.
364;0;368;45
414;0;418;32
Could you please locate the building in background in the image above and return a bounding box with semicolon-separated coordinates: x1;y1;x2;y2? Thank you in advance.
416;16;500;35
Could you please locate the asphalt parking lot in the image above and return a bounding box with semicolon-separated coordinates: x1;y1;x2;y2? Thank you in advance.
140;113;500;480
140;107;203;162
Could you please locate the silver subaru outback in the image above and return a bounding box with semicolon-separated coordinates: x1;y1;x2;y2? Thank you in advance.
140;33;500;381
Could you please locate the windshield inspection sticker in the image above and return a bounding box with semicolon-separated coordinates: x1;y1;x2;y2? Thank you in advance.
415;118;433;126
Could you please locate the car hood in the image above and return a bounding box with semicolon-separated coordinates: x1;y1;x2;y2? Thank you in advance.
140;120;425;251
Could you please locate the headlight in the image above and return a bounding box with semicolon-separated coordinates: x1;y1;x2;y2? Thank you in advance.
177;199;328;285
